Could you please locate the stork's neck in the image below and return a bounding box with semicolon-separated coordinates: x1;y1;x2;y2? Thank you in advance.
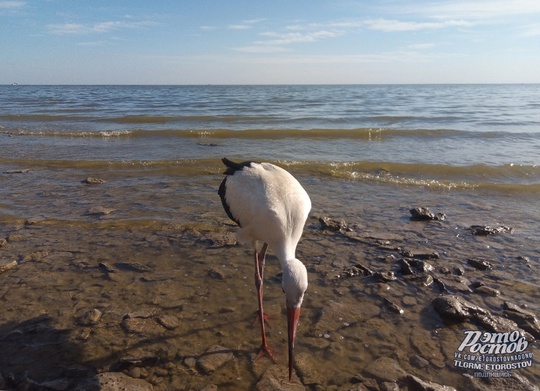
275;244;297;270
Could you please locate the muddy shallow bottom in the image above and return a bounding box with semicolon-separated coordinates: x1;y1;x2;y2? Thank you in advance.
0;168;539;390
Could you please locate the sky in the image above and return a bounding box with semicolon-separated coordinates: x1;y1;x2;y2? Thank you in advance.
1;0;540;84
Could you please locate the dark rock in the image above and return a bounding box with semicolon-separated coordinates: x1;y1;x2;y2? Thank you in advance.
453;266;465;275
410;207;446;221
433;295;533;339
400;249;440;260
352;263;374;276
82;177;106;184
4;168;30;174
433;275;472;294
503;302;540;339
473;284;500;296
373;271;397;282
407;375;457;391
467;258;493;270
432;295;488;322
400;258;434;274
469;225;513;235
318;216;348;232
383;298;404;314
474;313;520;334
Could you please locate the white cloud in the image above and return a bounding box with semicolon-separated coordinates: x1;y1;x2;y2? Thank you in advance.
363;18;473;32
47;23;87;35
257;30;343;45
228;24;251;30
233;45;290;53
397;0;540;20
47;20;156;35
407;43;436;50
0;0;25;9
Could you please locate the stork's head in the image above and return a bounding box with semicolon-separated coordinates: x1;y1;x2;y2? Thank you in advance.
282;259;308;382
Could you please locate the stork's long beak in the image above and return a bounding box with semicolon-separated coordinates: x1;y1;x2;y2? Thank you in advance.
286;306;301;382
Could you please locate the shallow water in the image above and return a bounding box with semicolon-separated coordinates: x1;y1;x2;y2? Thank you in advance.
0;84;539;389
0;164;538;390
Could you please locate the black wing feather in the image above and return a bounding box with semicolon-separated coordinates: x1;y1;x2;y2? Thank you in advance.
218;158;257;227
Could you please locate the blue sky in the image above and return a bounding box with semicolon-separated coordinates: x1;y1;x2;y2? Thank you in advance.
1;0;539;84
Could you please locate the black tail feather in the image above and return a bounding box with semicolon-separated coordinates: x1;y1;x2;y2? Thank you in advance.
221;157;254;175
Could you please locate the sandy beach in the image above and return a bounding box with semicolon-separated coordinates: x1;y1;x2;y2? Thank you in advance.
0;166;538;391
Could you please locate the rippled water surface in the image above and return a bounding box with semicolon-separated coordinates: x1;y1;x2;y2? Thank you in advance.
0;84;539;389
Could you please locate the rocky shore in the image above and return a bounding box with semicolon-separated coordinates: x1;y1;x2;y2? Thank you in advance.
0;205;538;390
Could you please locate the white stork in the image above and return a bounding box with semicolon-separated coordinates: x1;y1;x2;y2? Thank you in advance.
218;157;311;382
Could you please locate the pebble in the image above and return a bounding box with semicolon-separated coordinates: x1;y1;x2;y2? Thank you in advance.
82;177;106;184
409;207;446;221
77;308;102;326
0;260;18;274
196;345;234;375
467;257;493;270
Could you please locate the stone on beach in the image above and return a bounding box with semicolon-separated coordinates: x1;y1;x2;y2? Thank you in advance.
469;224;514;235
407;375;457;391
81;177;106;185
409;207;446;221
77;308;102;326
0;259;18;274
196;345;234;375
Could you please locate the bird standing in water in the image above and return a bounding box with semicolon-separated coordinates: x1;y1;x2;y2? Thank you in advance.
218;158;311;382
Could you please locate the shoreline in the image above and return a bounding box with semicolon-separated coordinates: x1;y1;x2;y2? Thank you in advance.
0;205;538;390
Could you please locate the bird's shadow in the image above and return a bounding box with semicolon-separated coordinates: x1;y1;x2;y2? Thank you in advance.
0;312;262;390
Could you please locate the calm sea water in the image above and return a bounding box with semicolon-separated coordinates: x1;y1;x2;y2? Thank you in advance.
1;84;539;215
1;86;539;388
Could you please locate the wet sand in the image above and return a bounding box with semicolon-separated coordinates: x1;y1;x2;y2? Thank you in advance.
0;170;539;390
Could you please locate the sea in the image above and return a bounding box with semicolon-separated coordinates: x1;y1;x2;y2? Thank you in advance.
0;84;539;389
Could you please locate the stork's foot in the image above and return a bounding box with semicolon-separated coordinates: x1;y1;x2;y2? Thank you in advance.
254;344;278;363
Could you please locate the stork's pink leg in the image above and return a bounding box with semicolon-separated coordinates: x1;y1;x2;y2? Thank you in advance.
253;243;277;362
